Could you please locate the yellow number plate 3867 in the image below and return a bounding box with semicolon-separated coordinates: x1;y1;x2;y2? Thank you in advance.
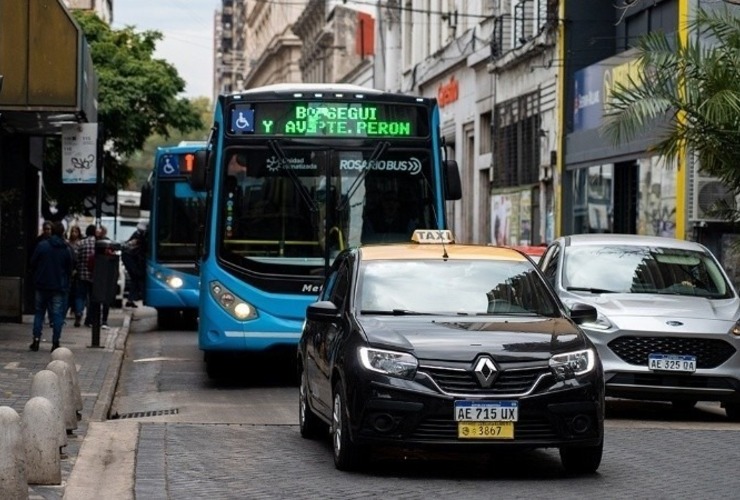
458;421;514;439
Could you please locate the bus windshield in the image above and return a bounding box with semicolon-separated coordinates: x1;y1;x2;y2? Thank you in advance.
156;180;205;264
218;145;437;276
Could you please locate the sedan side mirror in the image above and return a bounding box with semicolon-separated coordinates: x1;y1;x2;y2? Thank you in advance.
568;302;597;324
306;300;341;322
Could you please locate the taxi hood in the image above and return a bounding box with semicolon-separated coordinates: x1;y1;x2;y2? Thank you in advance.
360;316;588;362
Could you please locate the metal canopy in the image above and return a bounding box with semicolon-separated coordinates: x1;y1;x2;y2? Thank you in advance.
0;0;97;135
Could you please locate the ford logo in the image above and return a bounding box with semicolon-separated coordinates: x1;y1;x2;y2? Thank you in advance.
666;320;684;327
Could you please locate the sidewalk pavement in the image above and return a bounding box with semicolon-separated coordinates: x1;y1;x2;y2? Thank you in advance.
0;305;133;499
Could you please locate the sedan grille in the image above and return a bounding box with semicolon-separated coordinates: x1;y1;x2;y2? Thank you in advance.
607;336;736;369
420;364;552;395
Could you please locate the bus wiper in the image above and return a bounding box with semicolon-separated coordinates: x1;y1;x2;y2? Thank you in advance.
566;286;618;294
267;140;318;212
338;140;390;212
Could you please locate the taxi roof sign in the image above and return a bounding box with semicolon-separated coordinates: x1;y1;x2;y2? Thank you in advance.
411;229;455;244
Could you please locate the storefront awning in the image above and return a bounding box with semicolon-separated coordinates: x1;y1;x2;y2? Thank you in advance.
0;0;97;134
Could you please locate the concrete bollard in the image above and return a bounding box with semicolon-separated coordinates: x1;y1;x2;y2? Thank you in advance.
45;360;78;433
21;397;61;485
0;406;28;500
51;347;83;413
29;370;68;449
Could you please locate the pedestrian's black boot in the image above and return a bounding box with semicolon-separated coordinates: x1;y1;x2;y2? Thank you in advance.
29;338;40;352
51;341;60;352
74;315;81;327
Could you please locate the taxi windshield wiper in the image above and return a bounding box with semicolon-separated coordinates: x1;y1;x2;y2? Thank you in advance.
566;286;617;294
360;309;433;316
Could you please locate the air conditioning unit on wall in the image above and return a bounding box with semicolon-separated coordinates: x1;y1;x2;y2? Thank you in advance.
691;164;737;223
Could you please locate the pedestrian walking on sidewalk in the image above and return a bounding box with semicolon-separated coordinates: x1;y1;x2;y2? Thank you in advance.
74;224;97;327
66;224;83;319
29;221;74;352
90;225;113;328
122;220;147;307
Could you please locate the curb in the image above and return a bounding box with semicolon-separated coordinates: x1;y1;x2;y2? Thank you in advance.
91;312;131;422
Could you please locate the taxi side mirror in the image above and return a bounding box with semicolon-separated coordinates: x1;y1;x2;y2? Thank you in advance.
568;303;597;324
306;301;341;322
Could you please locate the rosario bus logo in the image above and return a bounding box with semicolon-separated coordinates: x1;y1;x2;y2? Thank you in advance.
339;157;422;175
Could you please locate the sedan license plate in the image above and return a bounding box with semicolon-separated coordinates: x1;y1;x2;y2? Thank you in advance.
648;353;696;373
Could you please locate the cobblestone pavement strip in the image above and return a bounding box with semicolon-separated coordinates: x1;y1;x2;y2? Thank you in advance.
0;309;129;500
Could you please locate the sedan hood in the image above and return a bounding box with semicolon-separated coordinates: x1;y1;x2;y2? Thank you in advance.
361;316;588;362
562;292;740;322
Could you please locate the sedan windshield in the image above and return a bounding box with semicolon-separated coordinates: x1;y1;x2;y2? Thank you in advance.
357;260;560;316
562;245;734;298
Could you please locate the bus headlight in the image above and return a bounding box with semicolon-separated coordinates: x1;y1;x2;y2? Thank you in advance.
210;281;257;321
168;276;184;289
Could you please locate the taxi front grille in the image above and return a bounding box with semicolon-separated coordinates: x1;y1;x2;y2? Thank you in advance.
421;365;551;395
607;337;736;369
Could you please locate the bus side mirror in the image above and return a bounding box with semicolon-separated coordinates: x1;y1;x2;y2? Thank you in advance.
190;150;209;191
140;183;152;211
444;160;462;200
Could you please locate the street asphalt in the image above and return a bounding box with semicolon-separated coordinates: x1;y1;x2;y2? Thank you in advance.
0;304;141;499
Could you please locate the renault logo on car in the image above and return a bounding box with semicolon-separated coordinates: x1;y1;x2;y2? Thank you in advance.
474;356;498;388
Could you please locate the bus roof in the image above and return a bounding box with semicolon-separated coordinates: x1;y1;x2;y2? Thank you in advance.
237;83;383;96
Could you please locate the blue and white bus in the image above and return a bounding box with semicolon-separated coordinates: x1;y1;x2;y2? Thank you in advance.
191;84;461;377
141;142;207;328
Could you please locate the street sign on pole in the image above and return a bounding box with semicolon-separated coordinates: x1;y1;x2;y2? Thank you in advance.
62;123;98;184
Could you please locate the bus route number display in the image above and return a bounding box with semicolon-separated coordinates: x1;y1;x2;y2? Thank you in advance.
229;102;425;138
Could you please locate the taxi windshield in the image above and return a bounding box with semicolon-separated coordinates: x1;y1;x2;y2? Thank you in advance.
357;259;560;316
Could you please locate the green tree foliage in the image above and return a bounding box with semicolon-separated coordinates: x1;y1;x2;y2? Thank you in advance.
124;97;212;189
43;11;204;214
602;6;740;219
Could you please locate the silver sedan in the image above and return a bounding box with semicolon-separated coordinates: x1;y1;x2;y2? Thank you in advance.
538;233;740;420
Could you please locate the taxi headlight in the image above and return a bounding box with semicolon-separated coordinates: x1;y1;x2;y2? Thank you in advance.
168;276;184;289
209;281;257;321
359;347;418;379
550;348;596;379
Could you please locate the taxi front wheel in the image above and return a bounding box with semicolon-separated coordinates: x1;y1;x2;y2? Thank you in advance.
332;381;365;471
299;369;325;439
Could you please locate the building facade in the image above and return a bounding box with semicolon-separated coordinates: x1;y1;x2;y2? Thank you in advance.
212;0;740;275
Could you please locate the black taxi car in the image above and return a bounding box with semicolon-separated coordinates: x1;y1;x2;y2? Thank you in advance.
297;230;604;473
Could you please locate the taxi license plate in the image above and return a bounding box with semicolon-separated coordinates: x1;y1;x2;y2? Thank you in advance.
648;353;696;373
454;401;518;440
454;400;518;422
458;421;514;439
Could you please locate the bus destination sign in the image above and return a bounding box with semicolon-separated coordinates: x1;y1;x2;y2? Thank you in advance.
229;102;427;138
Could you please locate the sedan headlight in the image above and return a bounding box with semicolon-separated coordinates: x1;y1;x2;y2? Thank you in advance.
550;348;596;379
359;347;418;379
730;321;740;337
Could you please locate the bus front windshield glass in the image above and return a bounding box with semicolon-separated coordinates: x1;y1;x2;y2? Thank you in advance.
156;181;205;262
218;146;438;275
